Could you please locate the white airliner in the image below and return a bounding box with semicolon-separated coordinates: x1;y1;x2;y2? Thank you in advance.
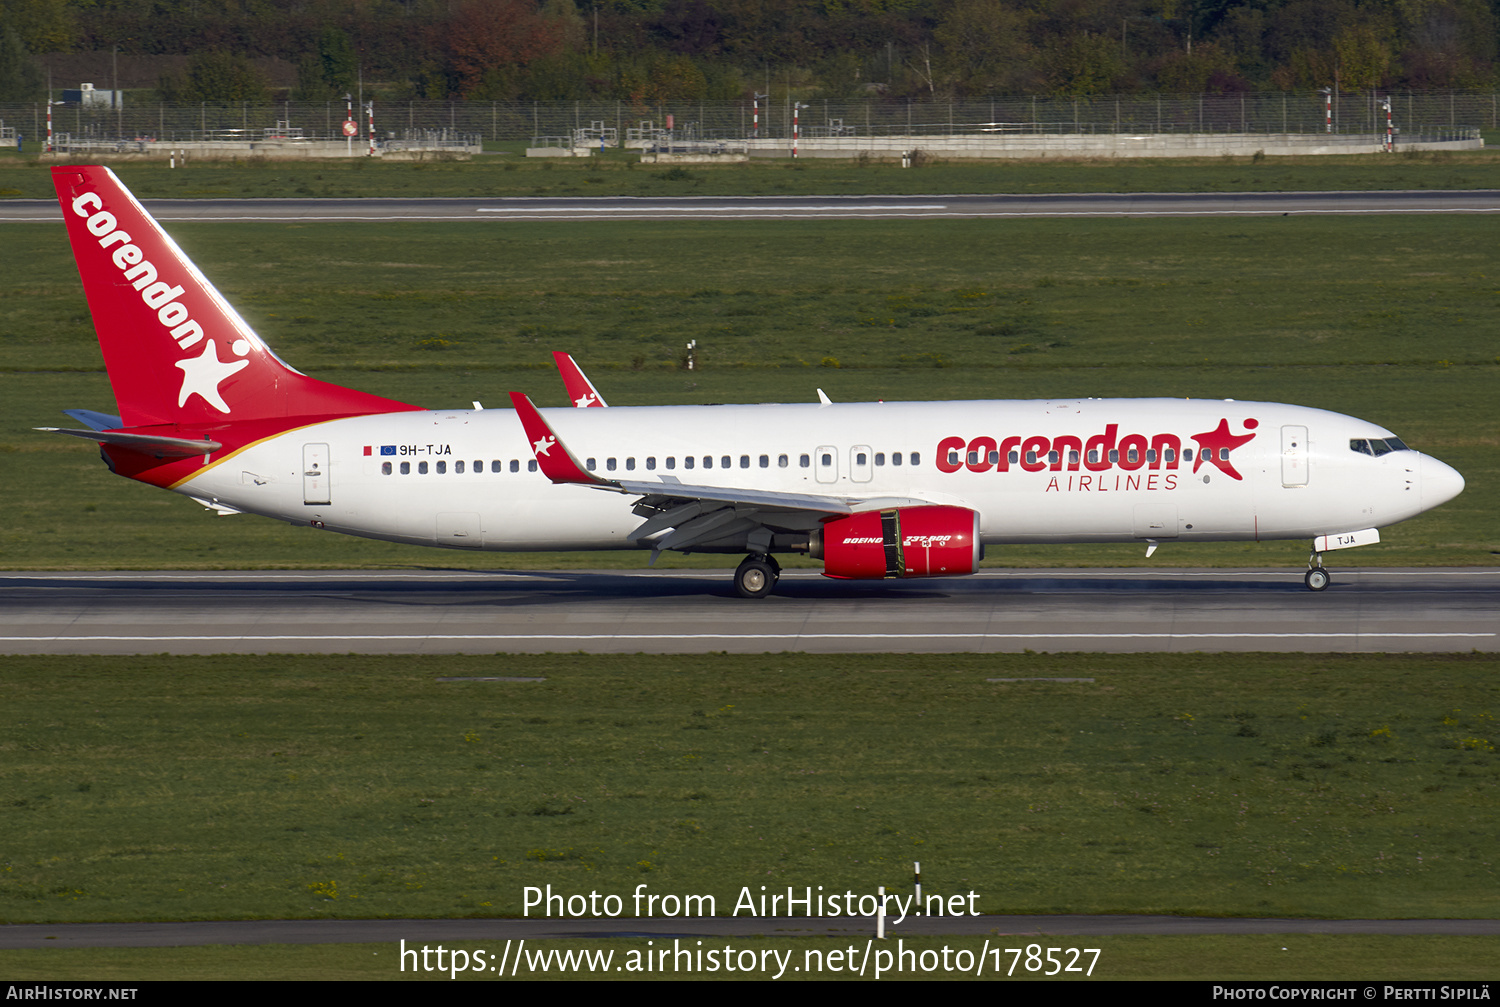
43;165;1465;598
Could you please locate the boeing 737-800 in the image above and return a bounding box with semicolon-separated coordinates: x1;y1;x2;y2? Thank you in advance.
42;166;1465;598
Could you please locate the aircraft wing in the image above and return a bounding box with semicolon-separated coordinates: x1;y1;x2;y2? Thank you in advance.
508;393;934;552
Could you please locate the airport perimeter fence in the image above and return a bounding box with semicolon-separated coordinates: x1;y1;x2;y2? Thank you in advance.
1;89;1493;148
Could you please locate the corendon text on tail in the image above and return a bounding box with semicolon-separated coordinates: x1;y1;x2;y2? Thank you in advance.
40;165;1465;598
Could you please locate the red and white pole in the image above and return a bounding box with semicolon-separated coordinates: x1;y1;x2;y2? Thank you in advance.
793;102;807;158
752;92;768;140
366;100;375;155
1323;87;1332;133
1383;97;1392;152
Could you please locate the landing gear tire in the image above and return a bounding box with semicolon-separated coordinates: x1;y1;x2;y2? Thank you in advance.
735;556;778;599
1304;567;1331;592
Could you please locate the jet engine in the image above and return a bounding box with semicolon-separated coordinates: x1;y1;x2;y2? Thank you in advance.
810;505;982;580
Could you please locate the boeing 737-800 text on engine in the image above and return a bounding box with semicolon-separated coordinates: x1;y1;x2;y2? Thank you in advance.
42;166;1465;597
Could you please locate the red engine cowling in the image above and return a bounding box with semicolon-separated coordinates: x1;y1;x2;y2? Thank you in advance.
811;505;982;580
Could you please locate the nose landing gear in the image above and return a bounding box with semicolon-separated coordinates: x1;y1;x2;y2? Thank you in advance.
1305;547;1331;592
734;553;781;599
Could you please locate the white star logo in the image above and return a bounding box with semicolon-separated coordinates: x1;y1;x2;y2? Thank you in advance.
175;339;249;415
574;392;598;407
533;435;556;457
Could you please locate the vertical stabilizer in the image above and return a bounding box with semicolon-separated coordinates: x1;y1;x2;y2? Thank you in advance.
52;165;418;428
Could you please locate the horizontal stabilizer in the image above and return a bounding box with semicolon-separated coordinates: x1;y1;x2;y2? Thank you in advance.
63;408;123;431
37;427;222;457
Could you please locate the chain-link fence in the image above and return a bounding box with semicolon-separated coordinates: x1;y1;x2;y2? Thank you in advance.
2;90;1494;148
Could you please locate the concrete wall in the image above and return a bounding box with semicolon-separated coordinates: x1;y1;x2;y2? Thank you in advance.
43;139;479;160
744;132;1482;159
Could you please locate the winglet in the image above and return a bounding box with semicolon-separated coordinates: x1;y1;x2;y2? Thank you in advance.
508;392;614;487
553;351;608;408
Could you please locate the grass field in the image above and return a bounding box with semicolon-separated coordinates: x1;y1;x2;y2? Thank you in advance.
3;935;1496;981
1;211;1493;570
3;653;1497;925
8;144;1500;199
2;155;1497;982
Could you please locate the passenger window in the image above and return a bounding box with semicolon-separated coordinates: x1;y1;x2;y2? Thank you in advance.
607;457;616;471
473;460;481;473
1164;449;1175;463
1218;448;1229;460
760;455;770;468
436;461;446;474
1025;450;1037;464
1048;450;1059;465
723;455;732;469
910;453;919;465
949;449;960;465
400;461;410;474
892;453;901;467
1146;450;1157;464
419;461;429;474
875;453;885;466
667;457;676;470
684;456;694;469
1069;450;1080;465
779;454;789;468
509;460;518;472
455;460;465;474
586;458;596;471
856;452;868;465
799;454;810;468
382;461;392;475
1125;448;1137;464
646;457;656;470
528;460;538;472
967;451;978;465
742;455;751;469
1008;451;1019;464
1107;450;1118;463
1183;449;1193;461
626;457;636;471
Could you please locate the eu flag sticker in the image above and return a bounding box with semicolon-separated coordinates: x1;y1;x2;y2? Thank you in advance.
380;445;398;456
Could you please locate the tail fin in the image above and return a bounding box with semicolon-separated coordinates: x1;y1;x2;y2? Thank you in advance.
52;165;418;428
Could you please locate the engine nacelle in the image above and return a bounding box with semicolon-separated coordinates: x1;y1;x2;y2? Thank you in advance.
811;505;982;580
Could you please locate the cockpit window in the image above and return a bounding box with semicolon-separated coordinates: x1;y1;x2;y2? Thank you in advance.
1350;437;1411;456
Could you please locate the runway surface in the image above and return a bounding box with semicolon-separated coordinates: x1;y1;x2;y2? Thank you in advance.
5;190;1500;222
2;568;1495;655
4;914;1499;949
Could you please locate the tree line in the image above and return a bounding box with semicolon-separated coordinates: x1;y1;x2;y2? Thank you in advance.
1;0;1496;105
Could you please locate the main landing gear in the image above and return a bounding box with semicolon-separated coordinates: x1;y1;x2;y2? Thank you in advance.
734;553;781;599
1305;546;1331;592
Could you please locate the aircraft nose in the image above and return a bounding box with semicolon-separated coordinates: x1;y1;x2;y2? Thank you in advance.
1421;454;1465;510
